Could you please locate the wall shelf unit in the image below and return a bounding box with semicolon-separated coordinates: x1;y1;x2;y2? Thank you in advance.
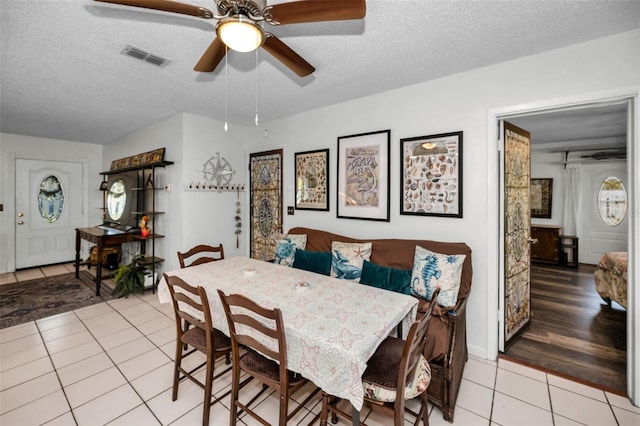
100;160;173;291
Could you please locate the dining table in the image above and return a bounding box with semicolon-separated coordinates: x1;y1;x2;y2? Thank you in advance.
157;256;418;422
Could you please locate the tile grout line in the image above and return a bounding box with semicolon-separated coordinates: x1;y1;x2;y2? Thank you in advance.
3;267;637;425
78;294;169;425
34;310;81;425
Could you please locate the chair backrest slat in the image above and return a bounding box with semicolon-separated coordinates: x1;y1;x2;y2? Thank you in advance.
164;273;212;335
218;290;287;370
177;244;225;268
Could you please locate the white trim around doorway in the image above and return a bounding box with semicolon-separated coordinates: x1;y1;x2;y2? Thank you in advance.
486;86;640;406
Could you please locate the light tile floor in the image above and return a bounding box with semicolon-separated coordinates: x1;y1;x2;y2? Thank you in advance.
1;265;639;425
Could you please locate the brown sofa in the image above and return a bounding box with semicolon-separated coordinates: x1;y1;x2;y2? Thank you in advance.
287;227;472;422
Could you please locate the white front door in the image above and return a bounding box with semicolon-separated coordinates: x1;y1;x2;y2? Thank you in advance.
581;163;628;264
15;159;85;268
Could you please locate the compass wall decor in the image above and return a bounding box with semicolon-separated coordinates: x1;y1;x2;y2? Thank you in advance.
186;152;244;193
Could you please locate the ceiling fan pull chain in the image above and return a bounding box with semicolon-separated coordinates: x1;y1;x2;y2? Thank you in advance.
255;48;259;126
224;45;229;132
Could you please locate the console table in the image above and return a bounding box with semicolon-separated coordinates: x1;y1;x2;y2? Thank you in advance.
530;225;561;264
75;227;135;296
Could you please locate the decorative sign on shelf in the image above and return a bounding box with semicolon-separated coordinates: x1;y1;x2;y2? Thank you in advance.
110;148;165;171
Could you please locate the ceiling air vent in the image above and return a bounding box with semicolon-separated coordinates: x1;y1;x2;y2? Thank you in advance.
121;45;171;67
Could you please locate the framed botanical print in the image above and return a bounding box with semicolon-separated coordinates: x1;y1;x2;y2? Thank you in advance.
530;178;553;218
337;130;390;221
400;131;463;218
295;149;329;211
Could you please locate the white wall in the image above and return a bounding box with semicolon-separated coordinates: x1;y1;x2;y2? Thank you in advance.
530;151;629;264
0;133;103;273
102;113;250;272
241;29;640;361
531;151;565;228
102;114;184;272
180;113;249;261
1;29;637;387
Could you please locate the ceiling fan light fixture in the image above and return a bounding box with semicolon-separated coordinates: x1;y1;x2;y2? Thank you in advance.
217;15;264;53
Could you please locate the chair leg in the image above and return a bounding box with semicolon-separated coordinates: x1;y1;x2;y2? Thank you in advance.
172;338;184;401
319;392;329;426
394;399;404;426
279;387;289;426
202;357;214;426
229;366;240;426
417;392;429;426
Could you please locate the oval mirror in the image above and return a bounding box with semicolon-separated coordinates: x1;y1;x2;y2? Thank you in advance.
38;175;64;223
107;179;127;221
597;176;627;227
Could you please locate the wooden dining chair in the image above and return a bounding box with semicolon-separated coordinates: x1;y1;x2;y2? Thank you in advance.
177;244;225;268
320;288;441;426
164;273;232;426
217;290;319;426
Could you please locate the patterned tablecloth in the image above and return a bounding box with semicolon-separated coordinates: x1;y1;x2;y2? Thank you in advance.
158;256;418;410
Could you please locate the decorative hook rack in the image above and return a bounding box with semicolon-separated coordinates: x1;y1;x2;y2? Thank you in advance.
184;182;246;192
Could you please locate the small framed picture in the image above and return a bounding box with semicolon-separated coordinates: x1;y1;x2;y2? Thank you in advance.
400;131;463;218
530;178;553;218
337;130;390;221
295;149;329;211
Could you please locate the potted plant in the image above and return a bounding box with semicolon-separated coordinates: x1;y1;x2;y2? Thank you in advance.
113;255;147;297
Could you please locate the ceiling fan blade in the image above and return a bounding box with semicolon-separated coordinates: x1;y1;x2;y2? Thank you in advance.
194;38;227;72
268;0;366;25
262;34;315;77
94;0;214;19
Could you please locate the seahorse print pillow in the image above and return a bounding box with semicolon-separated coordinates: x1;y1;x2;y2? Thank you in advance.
330;241;372;282
410;245;466;307
273;234;307;267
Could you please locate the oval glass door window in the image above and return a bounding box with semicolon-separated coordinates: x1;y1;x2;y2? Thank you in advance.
38;175;65;223
598;176;627;226
107;179;127;221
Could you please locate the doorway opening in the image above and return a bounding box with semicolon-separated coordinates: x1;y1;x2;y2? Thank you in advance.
489;94;637;403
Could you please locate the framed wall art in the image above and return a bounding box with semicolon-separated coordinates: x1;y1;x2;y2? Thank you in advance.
400;131;463;218
295;149;329;211
530;178;553;218
337;129;390;221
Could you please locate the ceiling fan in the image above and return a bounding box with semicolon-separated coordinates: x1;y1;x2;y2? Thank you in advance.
580;150;627;161
95;0;366;77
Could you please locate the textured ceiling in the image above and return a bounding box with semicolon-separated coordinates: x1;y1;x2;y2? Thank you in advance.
1;0;639;145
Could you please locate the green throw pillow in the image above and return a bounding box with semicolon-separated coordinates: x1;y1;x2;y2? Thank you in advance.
360;260;412;295
292;249;331;276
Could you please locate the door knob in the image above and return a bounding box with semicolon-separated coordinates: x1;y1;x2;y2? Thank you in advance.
17;212;24;217
17;220;24;225
528;238;538;244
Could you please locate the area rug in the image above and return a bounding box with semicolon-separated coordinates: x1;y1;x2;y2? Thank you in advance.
0;271;115;329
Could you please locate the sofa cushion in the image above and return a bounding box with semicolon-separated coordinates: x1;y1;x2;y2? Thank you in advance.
360;260;412;295
410;245;466;307
330;241;372;281
363;351;431;403
292;249;331;276
287;227;473;362
287;227;472;302
273;234;307;267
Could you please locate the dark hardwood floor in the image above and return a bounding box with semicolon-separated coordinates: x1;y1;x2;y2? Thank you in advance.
502;263;627;395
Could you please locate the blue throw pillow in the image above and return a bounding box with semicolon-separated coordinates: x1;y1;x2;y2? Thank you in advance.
292;249;331;276
360;260;412;295
410;245;466;307
274;234;307;267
